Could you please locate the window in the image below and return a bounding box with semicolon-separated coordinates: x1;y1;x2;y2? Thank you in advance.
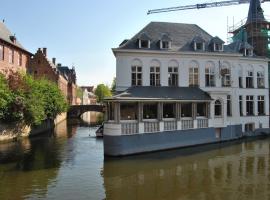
189;67;199;87
131;66;142;86
195;42;204;51
205;67;215;87
245;123;254;132
246;71;254;88
108;102;115;121
239;96;243;116
150;67;160;86
258;96;265;115
257;72;265;88
215;128;221;138
140;40;149;48
168;67;178;86
215;100;222;117
197;103;207;117
221;68;231;87
163;103;175;118
120;103;137;120
143;103;158;119
227;95;232;116
244;49;253;57
18;53;22;66
239;77;243;88
0;45;3;61
8;49;14;64
246;95;254;116
162;41;170;49
214;43;223;51
181;103;192;118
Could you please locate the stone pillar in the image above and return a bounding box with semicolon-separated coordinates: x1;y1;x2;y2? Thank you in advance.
158;102;163;121
192;103;197;119
176;103;181;120
138;102;143;122
114;102;120;123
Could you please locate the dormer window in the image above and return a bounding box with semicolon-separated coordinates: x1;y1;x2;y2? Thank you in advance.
214;43;223;51
192;36;205;51
195;42;204;51
162;41;169;49
244;49;253;57
211;36;225;52
139;40;150;48
160;33;172;49
138;32;151;49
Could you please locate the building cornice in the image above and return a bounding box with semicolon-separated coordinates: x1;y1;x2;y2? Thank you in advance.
112;48;269;62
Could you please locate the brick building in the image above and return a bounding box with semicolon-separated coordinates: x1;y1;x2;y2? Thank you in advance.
28;48;77;105
0;21;32;75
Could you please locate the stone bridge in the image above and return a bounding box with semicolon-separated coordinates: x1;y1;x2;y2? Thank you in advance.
67;104;105;118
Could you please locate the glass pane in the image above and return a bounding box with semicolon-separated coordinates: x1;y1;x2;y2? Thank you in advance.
197;103;206;116
143;103;158;119
163;103;175;118
181;103;192;117
120;103;137;120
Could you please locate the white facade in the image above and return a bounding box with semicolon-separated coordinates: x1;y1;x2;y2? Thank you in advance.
113;49;269;132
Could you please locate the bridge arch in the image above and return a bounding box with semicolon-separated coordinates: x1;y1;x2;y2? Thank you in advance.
67;105;105;119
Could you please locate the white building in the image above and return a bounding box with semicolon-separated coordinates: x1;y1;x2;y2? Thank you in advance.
103;22;269;156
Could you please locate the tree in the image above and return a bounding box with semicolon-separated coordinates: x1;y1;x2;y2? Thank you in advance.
0;74;12;119
111;77;116;94
0;72;68;126
94;84;112;103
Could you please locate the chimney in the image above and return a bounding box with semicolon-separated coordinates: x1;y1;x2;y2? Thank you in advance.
52;58;56;65
42;48;47;57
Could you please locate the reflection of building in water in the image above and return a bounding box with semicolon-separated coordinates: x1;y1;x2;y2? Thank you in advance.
80;86;99;124
103;140;270;200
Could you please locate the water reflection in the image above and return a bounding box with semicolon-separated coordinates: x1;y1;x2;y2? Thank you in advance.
0;120;77;200
103;138;270;200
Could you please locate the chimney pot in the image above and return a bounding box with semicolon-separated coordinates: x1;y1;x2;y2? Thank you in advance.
42;48;47;57
52;58;56;65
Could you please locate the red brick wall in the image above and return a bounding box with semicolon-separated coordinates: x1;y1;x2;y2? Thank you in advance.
0;40;30;76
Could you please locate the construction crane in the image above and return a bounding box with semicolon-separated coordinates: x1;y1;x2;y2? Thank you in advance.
147;0;269;15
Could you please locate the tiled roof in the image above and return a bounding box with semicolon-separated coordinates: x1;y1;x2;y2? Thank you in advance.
107;86;212;101
0;21;29;52
117;22;234;53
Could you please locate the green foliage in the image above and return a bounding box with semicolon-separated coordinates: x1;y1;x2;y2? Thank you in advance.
94;84;112;103
76;87;83;99
111;77;116;95
0;72;68;126
0;74;12;119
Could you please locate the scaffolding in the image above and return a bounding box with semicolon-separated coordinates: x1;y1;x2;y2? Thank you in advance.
229;15;270;58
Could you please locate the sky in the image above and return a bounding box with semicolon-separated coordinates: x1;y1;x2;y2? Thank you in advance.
1;0;269;87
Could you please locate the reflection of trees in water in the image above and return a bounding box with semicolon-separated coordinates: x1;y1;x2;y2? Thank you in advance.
0;120;78;199
103;139;270;200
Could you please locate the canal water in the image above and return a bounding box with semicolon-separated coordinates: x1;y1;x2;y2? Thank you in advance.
1;120;270;200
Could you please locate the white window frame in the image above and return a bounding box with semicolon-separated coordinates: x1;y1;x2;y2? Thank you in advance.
168;67;178;86
131;66;142;86
150;66;160;86
246;95;254;116
257;96;265;115
205;67;215;87
257;71;265;88
139;40;150;49
246;71;254;88
189;67;199;87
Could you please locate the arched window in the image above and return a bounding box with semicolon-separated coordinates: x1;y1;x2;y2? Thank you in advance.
246;65;254;88
131;59;142;86
168;60;179;86
150;60;161;86
189;61;199;87
215;100;222;117
205;62;215;87
257;66;265;88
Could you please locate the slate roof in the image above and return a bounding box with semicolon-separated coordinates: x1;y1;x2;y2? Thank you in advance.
116;22;237;53
107;86;212;101
0;21;29;52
